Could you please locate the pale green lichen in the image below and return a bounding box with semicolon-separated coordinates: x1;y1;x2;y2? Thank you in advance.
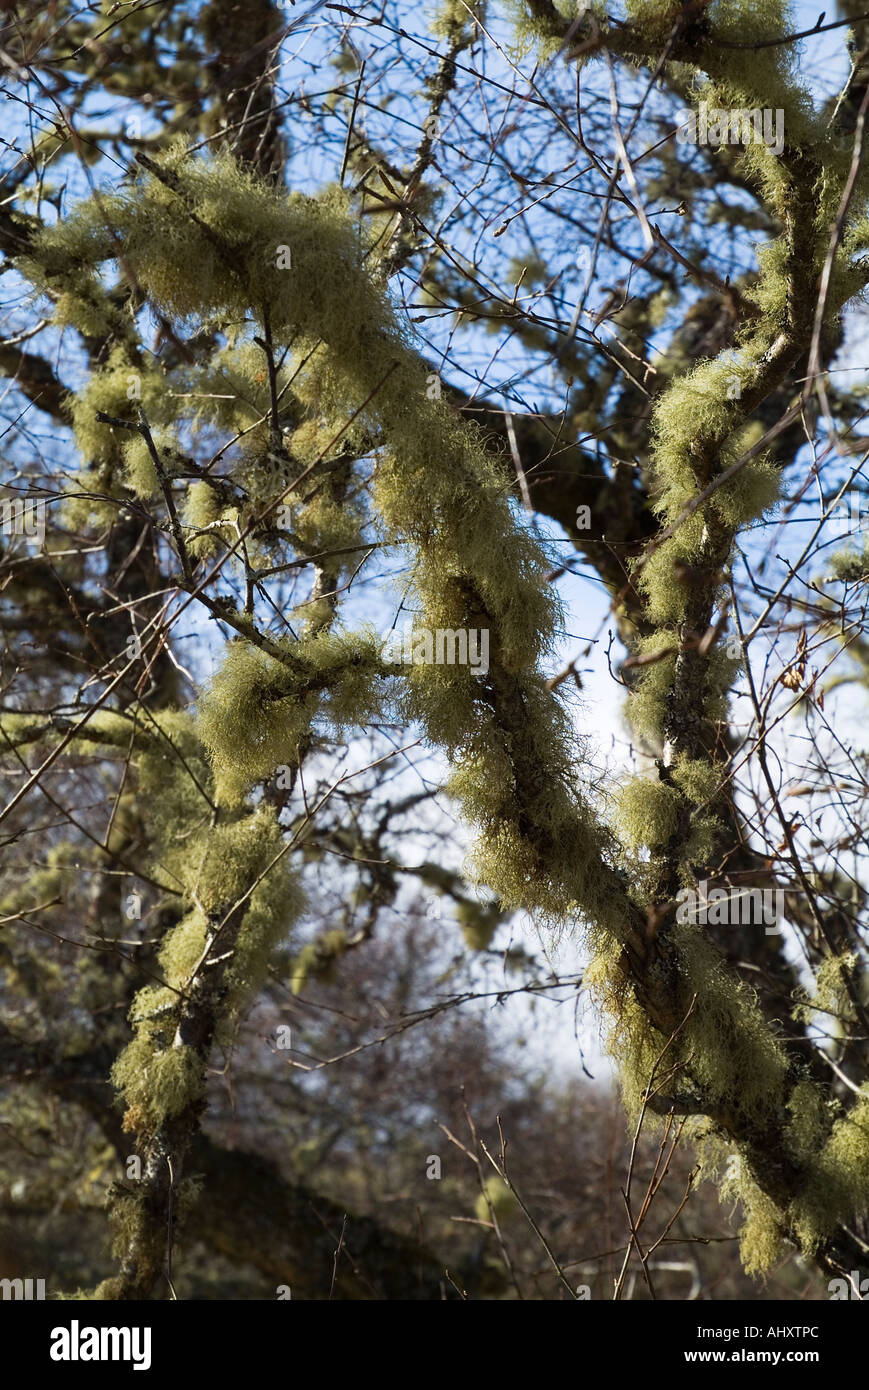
457;898;500;951
111;1035;204;1132
790;1094;869;1252
583;936;670;1118
614;777;680;850
785;1080;830;1163
290;929;349;995
729;1167;785;1277
197;629;380;805
672;922;789;1119
121;428;181;500
682;812;725;868
67;348;168;467
794;951;857;1028
671;757;723;807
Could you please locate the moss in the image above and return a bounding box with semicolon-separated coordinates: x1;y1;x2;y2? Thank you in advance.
0;841;77;917
651;362;737;498
183;480;228;559
629;637;739;752
291;489;363;562
122;433;158;500
446;695;618;930
829;543;869;584
158;909;209;984
37;151;560;679
671;757;728;866
172;807;281;911
108;790;303;1130
431;0;483;40
224;880;305;1013
589;917;790;1132
29;143;860;1285
62;468;120;534
706;643;743;713
197;641;295;791
713;457;781;529
636;522;709;625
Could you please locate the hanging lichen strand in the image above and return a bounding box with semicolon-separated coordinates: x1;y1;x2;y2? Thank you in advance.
25;83;869;1284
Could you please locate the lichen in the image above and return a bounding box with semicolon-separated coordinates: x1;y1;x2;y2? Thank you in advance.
614;777;680;850
196;630;380;805
111;1034;204;1133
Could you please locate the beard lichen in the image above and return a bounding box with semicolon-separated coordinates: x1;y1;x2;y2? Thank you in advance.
614;778;681;851
197;630;381;805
